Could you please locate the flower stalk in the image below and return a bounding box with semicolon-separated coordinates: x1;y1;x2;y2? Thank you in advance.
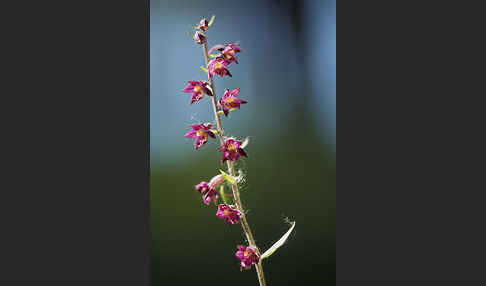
202;38;267;286
183;16;269;286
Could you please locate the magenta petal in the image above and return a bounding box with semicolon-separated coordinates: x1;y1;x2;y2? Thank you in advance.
236;251;245;259
231;88;240;97
184;130;196;138
183;86;193;92
203;196;211;205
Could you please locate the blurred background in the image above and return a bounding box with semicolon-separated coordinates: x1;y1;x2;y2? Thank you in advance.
150;0;335;285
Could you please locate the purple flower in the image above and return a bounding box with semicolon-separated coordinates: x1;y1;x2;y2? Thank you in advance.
222;43;242;64
185;123;216;150
208;58;232;78
182;81;213;104
218;138;247;163
198;18;209;31
195;181;219;205
235;245;260;270
216;203;242;225
194;31;206;44
219;88;247;117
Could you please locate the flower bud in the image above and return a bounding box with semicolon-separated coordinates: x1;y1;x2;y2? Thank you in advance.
194;31;206;44
198;18;209;31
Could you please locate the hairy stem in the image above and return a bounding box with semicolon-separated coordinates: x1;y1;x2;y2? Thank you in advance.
202;41;267;286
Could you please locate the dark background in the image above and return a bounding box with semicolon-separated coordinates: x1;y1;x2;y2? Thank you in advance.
150;0;336;285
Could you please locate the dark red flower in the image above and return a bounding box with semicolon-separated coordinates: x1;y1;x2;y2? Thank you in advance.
182;81;213;104
208;58;232;78
194;31;206;44
184;123;216;150
216;203;242;225
218;138;247;163
235;245;260;270
222;43;242;64
195;181;219;206
219;88;247;116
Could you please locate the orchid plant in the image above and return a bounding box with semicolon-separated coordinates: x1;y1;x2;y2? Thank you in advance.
182;16;295;286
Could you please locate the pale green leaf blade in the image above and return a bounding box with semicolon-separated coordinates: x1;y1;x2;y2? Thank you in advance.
201;66;209;73
261;221;296;260
219;169;237;185
208;15;216;27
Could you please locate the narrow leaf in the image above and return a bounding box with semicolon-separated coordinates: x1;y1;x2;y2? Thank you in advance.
261;221;296;260
211;129;219;135
201;66;209;73
240;137;250;149
208;15;216;27
209;53;222;58
219;169;237;186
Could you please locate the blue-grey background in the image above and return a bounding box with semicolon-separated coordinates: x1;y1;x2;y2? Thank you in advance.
151;0;335;284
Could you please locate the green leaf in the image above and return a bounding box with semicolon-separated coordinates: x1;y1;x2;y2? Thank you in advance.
208;15;215;27
209;53;222;58
211;129;219;135
219;186;228;204
261;221;296;260
201;66;209;73
219;169;237;186
241;137;250;149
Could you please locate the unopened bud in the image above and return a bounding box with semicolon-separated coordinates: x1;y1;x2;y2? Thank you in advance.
194;31;206;44
198;18;209;31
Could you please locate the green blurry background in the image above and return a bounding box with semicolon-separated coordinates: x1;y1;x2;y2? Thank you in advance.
151;0;335;284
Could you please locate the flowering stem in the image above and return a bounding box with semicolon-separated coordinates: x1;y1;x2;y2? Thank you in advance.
202;41;267;286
